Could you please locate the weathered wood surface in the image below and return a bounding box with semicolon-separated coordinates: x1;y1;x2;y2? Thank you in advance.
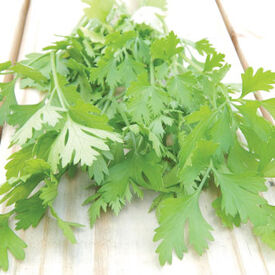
0;0;275;274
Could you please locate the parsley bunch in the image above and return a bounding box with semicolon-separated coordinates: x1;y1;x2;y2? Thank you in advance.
0;0;275;271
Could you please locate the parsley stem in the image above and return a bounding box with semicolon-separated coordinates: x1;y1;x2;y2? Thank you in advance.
121;111;137;151
182;54;203;72
150;59;155;86
71;15;89;35
50;52;68;109
198;166;212;191
112;100;137;151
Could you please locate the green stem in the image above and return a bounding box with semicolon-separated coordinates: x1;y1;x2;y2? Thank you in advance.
71;15;89;35
50;52;68;109
136;136;144;151
197;166;212;191
150;59;155;86
182;54;203;72
101;89;115;114
112;100;137;151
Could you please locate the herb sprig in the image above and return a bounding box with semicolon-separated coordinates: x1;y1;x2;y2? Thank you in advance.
0;0;275;271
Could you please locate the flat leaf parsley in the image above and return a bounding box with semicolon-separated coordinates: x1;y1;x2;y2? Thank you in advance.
0;0;274;270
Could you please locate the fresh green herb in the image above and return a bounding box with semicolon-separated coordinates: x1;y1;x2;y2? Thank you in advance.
0;0;275;271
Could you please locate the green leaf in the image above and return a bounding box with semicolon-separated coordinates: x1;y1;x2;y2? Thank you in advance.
81;27;106;44
88;155;109;184
151;32;182;61
57;219;83;244
39;178;59;206
48;115;121;172
195;39;215;55
106;31;136;49
118;55;146;87
8;102;42;127
209;107;235;160
5;145;33;179
163;165;180;188
167;72;198;111
21;159;51;176
0;61;11;72
204;52;225;72
179;140;218;194
237;101;274;165
90;49;120;89
1;3;275;269
179;105;212;167
11;63;48;84
33;131;58;160
150;115;173;138
241;67;275;97
49;207;84;244
19;53;51;90
142;0;167;10
69;100;113;131
262;98;275;119
227;140;258;174
263;160;275;177
11;104;63;145
211;64;231;83
88;152;163;218
82;0;115;22
88;197;107;227
127;73;169;124
149;193;173;213
214;170;267;224
0;214;27;271
253;205;275;249
0;174;44;206
0;81;17;126
154;192;213;265
15;192;47;230
212;197;240;229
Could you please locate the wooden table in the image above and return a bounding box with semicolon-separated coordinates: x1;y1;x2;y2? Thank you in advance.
0;1;275;274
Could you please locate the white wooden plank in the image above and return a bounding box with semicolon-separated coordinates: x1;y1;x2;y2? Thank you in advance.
0;0;26;63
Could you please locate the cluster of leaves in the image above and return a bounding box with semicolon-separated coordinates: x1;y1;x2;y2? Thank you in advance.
0;0;275;271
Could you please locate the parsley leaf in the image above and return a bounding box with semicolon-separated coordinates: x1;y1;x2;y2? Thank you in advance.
48;115;121;172
0;81;17;126
1;0;275;270
214;170;267;224
154;192;213;265
241;67;275;97
127;73;169;124
151;31;182;61
15;193;47;230
82;0;115;22
0;214;27;271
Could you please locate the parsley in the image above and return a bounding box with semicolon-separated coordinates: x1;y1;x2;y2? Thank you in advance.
0;0;275;270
